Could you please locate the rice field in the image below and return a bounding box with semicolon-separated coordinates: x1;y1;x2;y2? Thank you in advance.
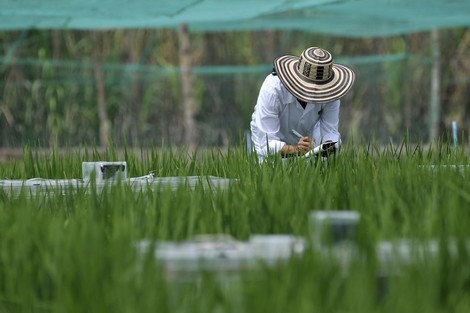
1;140;470;313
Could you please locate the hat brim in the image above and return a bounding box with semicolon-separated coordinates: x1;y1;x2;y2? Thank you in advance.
274;55;355;103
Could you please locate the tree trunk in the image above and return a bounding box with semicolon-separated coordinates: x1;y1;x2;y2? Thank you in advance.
92;31;109;148
131;29;145;145
49;30;61;147
429;29;441;143
178;24;197;149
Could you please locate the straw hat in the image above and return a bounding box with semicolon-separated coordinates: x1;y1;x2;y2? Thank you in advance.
274;47;355;103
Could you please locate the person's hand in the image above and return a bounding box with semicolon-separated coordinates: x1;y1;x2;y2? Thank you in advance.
296;136;314;154
280;137;314;157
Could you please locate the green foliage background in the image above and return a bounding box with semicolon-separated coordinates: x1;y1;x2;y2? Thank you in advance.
1;29;469;147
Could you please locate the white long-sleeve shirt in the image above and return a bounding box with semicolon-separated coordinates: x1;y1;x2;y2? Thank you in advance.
250;74;341;159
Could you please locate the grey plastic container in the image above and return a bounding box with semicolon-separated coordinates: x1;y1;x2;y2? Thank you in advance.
309;211;360;247
82;161;127;183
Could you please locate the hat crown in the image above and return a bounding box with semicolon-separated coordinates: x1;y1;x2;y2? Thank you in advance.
298;47;333;82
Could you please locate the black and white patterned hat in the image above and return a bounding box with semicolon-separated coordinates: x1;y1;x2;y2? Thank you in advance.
274;47;355;103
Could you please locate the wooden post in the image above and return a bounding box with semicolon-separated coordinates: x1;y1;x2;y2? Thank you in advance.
178;23;197;149
429;29;441;143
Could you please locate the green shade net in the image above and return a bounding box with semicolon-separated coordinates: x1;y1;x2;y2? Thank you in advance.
1;1;469;147
1;0;469;36
0;51;445;146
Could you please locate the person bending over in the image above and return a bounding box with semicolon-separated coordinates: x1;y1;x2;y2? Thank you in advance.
250;47;355;161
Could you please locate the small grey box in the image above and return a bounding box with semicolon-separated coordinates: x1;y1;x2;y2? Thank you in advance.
310;211;360;247
82;161;127;183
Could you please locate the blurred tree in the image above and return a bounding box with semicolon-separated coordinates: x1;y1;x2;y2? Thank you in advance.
178;24;197;149
91;31;110;148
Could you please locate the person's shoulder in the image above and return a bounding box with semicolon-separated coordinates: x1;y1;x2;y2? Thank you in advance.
259;74;298;106
261;73;281;87
261;74;287;95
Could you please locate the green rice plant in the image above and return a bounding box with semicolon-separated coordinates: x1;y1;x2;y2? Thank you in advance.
1;139;470;312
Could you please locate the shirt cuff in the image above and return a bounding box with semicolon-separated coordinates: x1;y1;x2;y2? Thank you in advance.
254;139;286;158
321;134;340;143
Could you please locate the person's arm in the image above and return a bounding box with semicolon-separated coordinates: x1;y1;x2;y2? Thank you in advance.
252;85;285;156
318;100;341;156
318;100;341;143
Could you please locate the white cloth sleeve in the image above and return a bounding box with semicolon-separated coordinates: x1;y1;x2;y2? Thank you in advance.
253;89;286;156
318;100;341;143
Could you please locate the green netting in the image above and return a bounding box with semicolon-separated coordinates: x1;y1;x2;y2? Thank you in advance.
0;53;411;79
1;4;469;148
0;52;449;146
1;0;470;37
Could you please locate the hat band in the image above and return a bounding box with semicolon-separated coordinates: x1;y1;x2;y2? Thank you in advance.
295;63;335;85
298;57;333;82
